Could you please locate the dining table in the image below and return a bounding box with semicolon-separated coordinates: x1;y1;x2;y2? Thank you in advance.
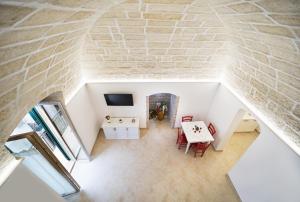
181;121;214;154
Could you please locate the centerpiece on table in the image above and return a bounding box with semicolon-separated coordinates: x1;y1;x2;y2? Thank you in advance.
192;125;202;134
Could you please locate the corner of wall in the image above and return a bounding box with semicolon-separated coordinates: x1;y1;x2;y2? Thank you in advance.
204;82;222;123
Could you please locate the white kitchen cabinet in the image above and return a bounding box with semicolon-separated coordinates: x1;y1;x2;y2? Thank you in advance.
103;127;117;139
102;117;139;139
117;127;127;139
127;127;139;139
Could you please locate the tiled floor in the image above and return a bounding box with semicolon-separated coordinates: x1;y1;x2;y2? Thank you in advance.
68;120;258;202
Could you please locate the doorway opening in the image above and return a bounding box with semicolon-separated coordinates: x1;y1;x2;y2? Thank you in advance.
146;93;179;128
223;109;260;157
4;93;88;197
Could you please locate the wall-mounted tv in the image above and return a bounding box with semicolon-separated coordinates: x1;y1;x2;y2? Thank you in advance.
104;94;133;106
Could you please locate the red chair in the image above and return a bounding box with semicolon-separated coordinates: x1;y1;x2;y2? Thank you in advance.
192;142;210;157
208;123;216;136
177;128;188;149
182;115;193;122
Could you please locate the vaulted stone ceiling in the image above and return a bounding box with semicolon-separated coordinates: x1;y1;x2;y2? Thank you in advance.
0;0;299;168
82;0;230;79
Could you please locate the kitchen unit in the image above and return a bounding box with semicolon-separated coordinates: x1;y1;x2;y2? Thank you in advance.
102;117;139;139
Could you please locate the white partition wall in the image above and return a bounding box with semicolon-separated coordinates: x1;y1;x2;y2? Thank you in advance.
206;85;246;150
86;82;220;129
65;81;219;155
206;84;300;202
0;163;65;202
66;85;99;154
228;125;300;202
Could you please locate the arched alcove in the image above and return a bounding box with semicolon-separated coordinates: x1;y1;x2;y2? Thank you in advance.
219;108;260;152
146;93;179;128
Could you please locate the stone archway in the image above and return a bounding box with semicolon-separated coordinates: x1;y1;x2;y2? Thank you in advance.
217;108;260;151
146;93;179;129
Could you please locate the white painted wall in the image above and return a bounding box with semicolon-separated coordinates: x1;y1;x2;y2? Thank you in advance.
229;125;300;202
86;82;220;128
207;84;300;201
206;85;247;150
66;85;99;154
0;163;65;202
65;81;300;202
3;81;299;202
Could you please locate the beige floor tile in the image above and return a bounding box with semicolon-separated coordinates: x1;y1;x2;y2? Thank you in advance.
68;120;258;202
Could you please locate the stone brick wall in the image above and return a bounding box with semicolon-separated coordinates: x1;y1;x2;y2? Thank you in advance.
169;94;179;128
82;0;300;146
215;0;300;145
81;0;229;80
0;0;299;173
0;1;103;170
149;93;171;118
81;0;299;146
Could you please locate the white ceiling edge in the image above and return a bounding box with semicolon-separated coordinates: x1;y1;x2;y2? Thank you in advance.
85;78;221;83
64;78;221;104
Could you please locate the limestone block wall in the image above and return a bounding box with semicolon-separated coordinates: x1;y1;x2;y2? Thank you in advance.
169;94;179;128
81;0;230;80
81;0;300;147
214;0;300;146
0;0;128;170
0;1;96;169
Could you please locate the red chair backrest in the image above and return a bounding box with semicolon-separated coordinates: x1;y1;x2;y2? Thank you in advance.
182;115;193;122
208;123;216;136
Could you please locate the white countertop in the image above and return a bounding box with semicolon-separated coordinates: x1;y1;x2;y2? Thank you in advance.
102;117;139;128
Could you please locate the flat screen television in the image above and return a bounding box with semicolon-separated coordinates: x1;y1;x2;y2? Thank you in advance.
104;94;133;106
